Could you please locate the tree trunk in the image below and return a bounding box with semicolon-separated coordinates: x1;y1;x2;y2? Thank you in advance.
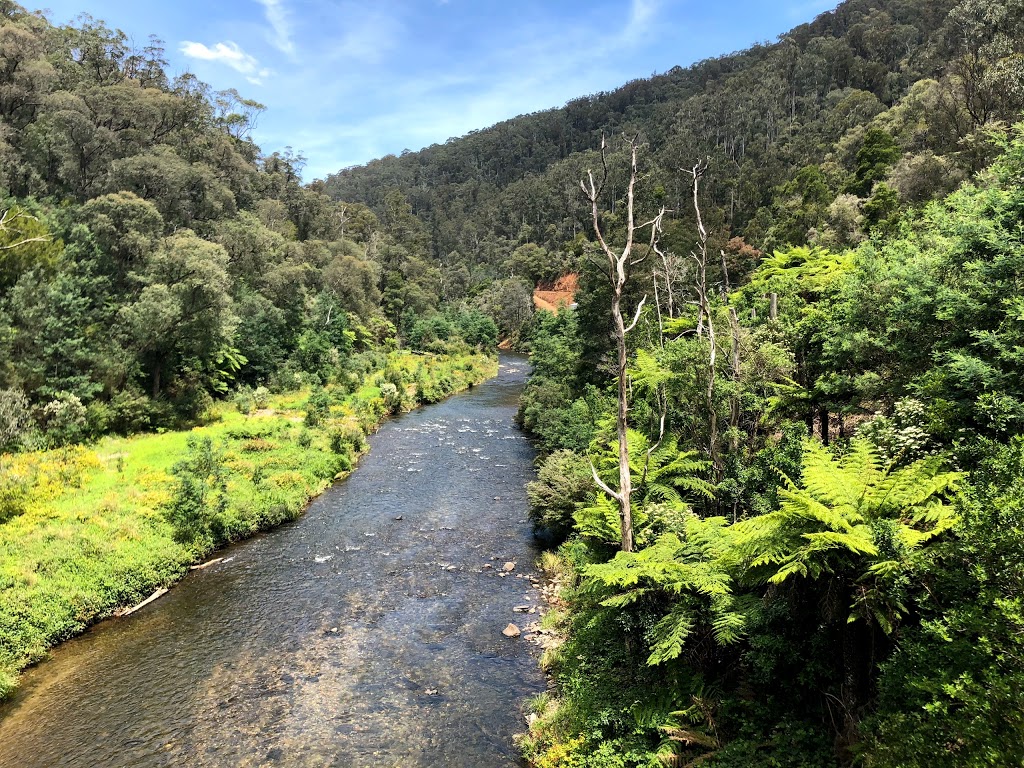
728;307;741;453
612;289;634;553
580;138;662;553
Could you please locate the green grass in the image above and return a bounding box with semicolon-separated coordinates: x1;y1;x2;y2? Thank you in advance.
0;350;497;698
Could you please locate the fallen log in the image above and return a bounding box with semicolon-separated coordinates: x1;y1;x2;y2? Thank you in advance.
189;557;224;571
116;587;169;617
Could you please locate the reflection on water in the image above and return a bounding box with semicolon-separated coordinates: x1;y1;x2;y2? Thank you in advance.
0;355;545;767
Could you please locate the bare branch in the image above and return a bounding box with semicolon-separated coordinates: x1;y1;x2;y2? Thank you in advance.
589;458;622;504
576;135;660;552
624;296;647;334
0;208;52;251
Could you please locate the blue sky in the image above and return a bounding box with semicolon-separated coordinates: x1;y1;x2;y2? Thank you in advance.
34;0;839;180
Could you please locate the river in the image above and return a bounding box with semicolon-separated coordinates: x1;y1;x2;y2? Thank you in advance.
0;354;546;767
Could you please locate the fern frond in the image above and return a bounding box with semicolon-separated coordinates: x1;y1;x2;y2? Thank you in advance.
601;588;652;608
647;603;696;665
800;530;878;557
767;558;809;584
711;610;746;645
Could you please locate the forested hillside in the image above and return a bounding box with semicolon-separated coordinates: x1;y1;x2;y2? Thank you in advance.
325;0;1022;294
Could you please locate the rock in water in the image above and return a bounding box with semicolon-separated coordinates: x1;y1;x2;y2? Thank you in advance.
503;561;516;572
502;623;521;638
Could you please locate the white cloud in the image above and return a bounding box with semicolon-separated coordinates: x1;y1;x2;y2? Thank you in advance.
180;41;272;85
256;0;295;56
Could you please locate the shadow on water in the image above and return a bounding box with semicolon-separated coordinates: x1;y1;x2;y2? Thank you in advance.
0;354;546;767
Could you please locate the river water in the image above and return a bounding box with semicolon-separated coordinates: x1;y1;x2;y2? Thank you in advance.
0;355;546;767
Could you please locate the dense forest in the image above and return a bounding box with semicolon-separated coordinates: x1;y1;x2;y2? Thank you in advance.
324;0;1024;765
325;0;1023;293
0;0;499;454
3;0;1024;764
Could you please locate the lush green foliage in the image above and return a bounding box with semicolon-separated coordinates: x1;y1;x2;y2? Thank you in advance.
0;3;505;451
509;6;1024;757
865;438;1024;767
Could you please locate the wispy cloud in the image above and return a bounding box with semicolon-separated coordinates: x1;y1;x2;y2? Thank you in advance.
255;0;295;56
180;40;272;85
317;2;404;64
623;0;659;44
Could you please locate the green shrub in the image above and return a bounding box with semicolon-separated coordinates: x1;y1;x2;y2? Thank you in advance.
252;386;270;409
165;437;228;550
329;425;366;456
0;388;34;451
84;400;111;439
167;371;214;424
37;392;87;448
233;386;255;414
107;388;153;434
528;450;594;542
304;388;331;428
379;382;402;413
0;458;31;524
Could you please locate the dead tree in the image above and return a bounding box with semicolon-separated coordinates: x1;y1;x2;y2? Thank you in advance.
683;160;723;481
653;241;679;321
0;208;50;251
581;136;665;553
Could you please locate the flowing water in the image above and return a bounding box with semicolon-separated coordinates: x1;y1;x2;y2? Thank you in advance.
0;355;546;767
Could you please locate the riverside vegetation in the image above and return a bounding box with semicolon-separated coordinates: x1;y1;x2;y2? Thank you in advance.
513;129;1024;765
4;0;1024;764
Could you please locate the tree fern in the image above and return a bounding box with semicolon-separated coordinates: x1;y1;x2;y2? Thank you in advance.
581;428;714;546
585;516;746;665
735;437;961;631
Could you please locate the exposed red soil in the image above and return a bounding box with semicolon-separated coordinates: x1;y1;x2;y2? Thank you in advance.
532;273;578;312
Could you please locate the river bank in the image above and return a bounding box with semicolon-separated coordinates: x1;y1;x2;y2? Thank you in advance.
0;350;497;699
0;353;544;767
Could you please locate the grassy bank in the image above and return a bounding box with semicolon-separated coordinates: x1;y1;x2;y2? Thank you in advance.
0;350;497;698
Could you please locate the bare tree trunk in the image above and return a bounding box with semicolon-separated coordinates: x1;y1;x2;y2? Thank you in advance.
612;294;633;551
728;307;742;454
653;272;664;346
581;137;663;553
658;249;675;319
719;248;731;299
707;309;720;481
685;161;723;482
